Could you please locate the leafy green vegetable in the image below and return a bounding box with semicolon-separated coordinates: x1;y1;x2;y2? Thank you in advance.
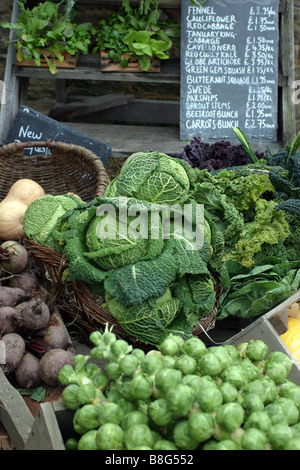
23;193;81;252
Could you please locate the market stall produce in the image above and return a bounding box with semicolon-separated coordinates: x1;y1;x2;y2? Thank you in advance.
57;325;300;451
21;132;300;347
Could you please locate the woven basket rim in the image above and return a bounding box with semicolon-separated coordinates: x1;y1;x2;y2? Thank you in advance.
0;139;110;199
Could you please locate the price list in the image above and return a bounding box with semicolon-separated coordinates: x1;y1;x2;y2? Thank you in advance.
180;0;279;141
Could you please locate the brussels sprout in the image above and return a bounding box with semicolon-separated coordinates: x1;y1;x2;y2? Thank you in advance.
284;436;300;450
117;398;136;415
120;410;148;431
89;331;103;346
118;378;133;401
133;446;152;450
268;423;293;450
215;439;241;450
90;345;108;360
151;430;162;444
119;355;140;377
98;402;124;425
102;329;117;346
92;373;109;391
175;354;197;375
58;364;76;385
131;348;145;362
96;423;124;450
173;420;199;450
183;337;207;359
264;403;287;425
161;355;177;369
159;336;180;356
197;353;223;376
166;384;195;417
266;351;293;374
182;374;203;392
224;344;241;365
141;354;162;375
148;398;172;426
241;427;267;450
85;363;100;378
202;439;219;450
153;439;178;450
62;384;81;410
188;412;215;442
65;437;78;450
207;346;233;370
265;362;289;384
154;368;182;394
278;379;298;396
77;430;98;450
239;358;259;382
197;385;223;413
260;377;278;404
76;383;96;405
215;403;244;433
124;424;154;450
241;379;267;403
221;365;248;389
130;373;153;400
73;404;101;434
276;397;299;425
245;339;269;362
281;386;300;410
241;394;264;415
110;339;132;360
104;362;121;380
244;410;272;433
220;382;238;403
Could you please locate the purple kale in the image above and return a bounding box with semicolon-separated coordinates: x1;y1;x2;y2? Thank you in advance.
170;137;264;171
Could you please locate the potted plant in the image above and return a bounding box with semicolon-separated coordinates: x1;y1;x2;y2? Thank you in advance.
93;0;180;72
1;0;92;75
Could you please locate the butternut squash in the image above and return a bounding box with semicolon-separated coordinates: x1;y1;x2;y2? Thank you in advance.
0;179;45;240
281;316;300;363
2;179;45;206
0;201;28;240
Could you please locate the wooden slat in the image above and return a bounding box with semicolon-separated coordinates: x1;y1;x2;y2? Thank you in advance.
24;402;65;450
0;368;34;450
48;93;135;120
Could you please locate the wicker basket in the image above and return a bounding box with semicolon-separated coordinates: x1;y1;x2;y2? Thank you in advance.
0;140;110;201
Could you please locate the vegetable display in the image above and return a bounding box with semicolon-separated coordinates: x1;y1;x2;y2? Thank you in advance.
21;135;300;345
58;325;300;451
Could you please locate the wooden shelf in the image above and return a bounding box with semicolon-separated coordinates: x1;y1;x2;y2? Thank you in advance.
13;54;181;84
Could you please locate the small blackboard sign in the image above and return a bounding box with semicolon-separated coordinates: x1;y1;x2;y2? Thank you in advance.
180;0;279;142
4;105;111;166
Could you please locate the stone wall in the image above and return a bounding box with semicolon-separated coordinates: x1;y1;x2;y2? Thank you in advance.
1;0;300;133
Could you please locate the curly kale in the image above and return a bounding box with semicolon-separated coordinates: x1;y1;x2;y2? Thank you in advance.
227;199;290;267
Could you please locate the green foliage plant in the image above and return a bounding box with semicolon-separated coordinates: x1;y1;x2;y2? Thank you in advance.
93;0;180;71
1;0;92;75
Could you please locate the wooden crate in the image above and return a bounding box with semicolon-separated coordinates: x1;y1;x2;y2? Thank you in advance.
100;51;161;73
16;50;79;69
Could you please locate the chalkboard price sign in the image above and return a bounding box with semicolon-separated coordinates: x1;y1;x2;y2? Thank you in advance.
180;0;279;142
4;106;111;166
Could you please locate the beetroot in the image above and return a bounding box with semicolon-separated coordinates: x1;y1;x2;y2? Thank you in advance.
38;349;74;387
0;306;20;334
15;352;42;389
1;333;25;373
43;325;69;350
19;298;50;330
9;269;39;294
0;241;28;274
0;286;28;307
